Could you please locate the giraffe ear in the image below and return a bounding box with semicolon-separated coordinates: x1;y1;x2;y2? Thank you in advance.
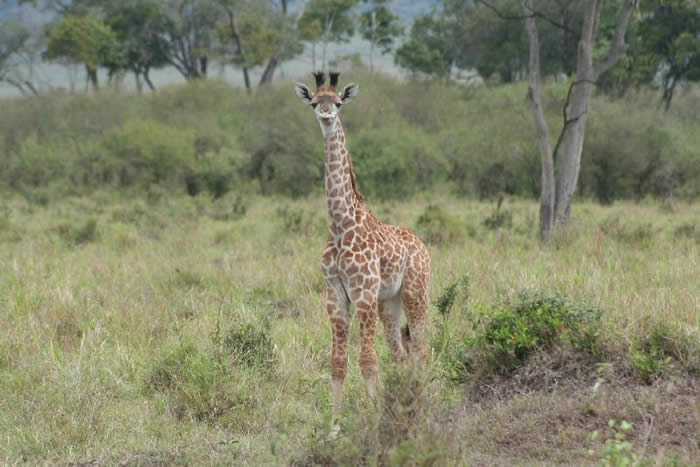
340;83;358;103
295;82;312;103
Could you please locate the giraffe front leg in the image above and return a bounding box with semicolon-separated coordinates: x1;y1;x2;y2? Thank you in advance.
355;291;379;405
326;286;349;439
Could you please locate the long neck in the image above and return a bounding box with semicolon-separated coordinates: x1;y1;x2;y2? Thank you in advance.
324;120;362;229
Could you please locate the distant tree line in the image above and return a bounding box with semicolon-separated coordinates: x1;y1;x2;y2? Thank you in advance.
1;0;697;108
0;0;402;93
395;0;700;110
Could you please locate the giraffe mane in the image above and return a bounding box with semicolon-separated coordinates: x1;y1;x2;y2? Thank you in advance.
347;151;365;203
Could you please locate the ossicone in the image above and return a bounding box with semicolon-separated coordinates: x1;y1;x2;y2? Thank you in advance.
329;72;340;88
312;71;325;88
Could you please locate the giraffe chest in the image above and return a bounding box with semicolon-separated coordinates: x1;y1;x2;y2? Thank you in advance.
322;230;408;300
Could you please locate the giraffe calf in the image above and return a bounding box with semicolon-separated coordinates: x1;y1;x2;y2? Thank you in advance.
295;71;431;438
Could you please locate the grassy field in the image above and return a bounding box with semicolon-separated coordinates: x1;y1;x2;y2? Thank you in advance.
0;193;698;465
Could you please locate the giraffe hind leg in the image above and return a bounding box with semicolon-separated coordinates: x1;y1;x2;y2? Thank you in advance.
400;269;430;362
379;295;407;362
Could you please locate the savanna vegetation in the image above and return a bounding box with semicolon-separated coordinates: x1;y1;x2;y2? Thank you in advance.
0;189;698;465
1;74;698;204
0;75;698;464
1;0;699;464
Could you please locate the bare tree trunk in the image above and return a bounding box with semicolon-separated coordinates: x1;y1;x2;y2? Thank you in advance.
369;11;376;72
522;0;555;244
134;72;143;93
225;5;251;92
259;0;308;86
321;14;335;72
4;77;39;96
551;0;599;225
86;65;99;91
521;0;637;243
144;69;156;92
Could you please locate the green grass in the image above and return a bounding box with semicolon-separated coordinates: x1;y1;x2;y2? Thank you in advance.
0;194;698;465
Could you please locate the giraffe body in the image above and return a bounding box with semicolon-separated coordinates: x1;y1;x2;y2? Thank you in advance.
295;72;430;436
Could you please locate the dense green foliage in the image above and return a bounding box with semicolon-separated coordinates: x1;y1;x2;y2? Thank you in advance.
454;292;603;378
0;75;698;203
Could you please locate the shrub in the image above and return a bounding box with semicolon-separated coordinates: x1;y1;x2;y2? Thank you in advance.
351;125;449;200
276;204;323;236
145;342;240;422
435;274;470;317
587;420;638;466
630;321;700;383
443;292;602;382
674;222;699;243
56;218;99;246
185;147;248;199
482;196;513;231
415;204;463;246
222;323;276;369
102;119;196;188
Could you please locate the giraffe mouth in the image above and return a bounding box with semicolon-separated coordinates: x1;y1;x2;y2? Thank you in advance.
320;116;334;125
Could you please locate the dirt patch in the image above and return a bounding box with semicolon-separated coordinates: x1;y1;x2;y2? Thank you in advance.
455;349;699;465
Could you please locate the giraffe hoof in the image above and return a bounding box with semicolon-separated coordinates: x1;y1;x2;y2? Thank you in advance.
328;423;341;441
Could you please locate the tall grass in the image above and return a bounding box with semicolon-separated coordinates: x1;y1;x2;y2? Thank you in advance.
0;194;697;464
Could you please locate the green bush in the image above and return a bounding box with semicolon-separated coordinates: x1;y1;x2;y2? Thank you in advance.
102;119;196;187
145;342;240;422
482;197;514;231
443;292;602;382
0;78;698;202
351;125;449;200
185;148;247;198
630;321;700;383
55;218;99;246
415;204;463;246
674;222;699;243
223;323;276;369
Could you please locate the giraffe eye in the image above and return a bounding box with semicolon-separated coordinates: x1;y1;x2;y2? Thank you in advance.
335;102;342;108
311;103;318;109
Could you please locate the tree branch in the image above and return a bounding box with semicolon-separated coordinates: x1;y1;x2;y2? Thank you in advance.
479;0;580;39
552;79;595;162
594;0;639;77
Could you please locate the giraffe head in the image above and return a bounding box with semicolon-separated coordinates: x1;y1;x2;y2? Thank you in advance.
295;71;358;137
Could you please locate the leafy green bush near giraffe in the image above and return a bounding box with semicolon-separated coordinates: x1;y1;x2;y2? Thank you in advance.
1;74;698;203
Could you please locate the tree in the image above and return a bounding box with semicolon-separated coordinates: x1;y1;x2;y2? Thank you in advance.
160;0;220;80
521;0;638;243
300;0;358;71
104;0;171;91
639;0;700;110
359;0;402;72
258;0;307;86
0;19;35;94
395;15;456;79
395;0;584;82
44;15;118;90
216;0;297;91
